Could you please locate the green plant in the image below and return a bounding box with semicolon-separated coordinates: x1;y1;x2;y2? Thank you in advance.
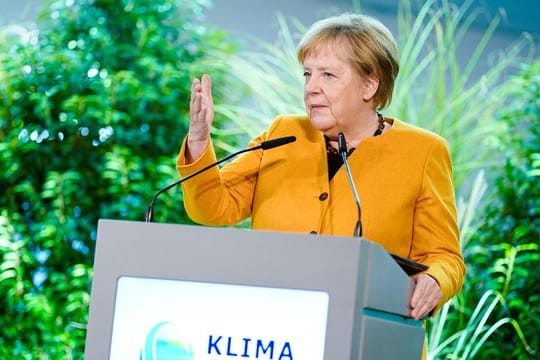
456;170;487;248
427;59;539;360
427;243;538;359
530;153;540;177
390;0;532;188
458;60;540;359
211;13;305;140
0;0;235;357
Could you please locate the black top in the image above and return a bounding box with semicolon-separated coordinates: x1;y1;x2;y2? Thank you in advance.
324;112;387;181
326;138;355;181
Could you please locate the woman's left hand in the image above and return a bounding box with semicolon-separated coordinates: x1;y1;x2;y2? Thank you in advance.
409;273;442;320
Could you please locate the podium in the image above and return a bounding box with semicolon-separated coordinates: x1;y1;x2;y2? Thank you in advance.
85;219;424;359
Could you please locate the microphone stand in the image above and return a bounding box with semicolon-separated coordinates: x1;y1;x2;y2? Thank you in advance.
338;132;363;237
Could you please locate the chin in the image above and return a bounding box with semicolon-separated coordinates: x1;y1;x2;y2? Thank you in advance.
309;115;335;132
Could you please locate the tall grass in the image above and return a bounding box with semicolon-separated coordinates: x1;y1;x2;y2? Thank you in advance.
390;0;531;188
211;14;305;142
428;290;534;359
427;243;538;359
456;170;487;248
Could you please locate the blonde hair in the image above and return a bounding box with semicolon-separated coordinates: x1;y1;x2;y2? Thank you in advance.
297;13;399;109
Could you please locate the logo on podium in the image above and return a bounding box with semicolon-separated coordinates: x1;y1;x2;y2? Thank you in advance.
140;321;194;360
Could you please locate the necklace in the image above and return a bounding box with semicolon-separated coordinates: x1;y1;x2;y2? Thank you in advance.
325;112;386;155
373;111;386;136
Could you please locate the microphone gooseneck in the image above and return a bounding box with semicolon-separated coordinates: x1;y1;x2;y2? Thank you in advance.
337;132;363;237
145;135;297;222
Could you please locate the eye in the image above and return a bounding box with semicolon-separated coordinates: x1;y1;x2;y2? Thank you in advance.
322;71;335;78
303;70;311;77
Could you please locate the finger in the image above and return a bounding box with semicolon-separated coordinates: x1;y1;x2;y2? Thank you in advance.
410;275;441;320
190;78;201;103
415;293;439;320
201;74;213;107
411;288;431;320
190;80;202;116
411;274;436;306
411;291;438;320
409;275;423;309
198;95;207;121
190;94;202;121
412;306;429;320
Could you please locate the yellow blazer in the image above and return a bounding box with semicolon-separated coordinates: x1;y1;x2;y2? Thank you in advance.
177;114;465;311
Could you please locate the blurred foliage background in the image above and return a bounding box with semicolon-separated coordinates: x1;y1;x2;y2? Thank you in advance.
0;0;238;357
0;0;538;358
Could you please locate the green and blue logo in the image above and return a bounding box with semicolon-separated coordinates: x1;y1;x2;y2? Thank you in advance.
140;321;194;360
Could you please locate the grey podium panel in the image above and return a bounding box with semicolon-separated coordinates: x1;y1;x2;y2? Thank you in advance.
360;313;425;360
364;243;415;316
84;219;424;359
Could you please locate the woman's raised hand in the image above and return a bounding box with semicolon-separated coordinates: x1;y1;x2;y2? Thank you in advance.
187;74;214;162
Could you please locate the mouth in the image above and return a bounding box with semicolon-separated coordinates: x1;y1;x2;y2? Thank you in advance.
310;104;327;111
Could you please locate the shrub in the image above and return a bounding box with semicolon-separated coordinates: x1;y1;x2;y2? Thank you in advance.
0;0;235;357
463;60;540;359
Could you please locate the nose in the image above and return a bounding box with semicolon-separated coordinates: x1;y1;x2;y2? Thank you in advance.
304;75;321;95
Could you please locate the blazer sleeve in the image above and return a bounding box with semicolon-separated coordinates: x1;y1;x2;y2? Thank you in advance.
176;133;265;226
410;137;466;314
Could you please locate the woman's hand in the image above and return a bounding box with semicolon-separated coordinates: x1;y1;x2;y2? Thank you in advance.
187;74;214;162
409;273;442;320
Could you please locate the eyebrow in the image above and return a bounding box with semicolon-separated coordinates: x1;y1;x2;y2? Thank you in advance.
303;65;337;72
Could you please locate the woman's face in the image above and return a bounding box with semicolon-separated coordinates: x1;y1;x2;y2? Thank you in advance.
303;42;377;138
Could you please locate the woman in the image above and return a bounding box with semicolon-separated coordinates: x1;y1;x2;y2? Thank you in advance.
177;13;465;325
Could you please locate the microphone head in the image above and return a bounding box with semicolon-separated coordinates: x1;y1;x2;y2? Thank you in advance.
337;132;348;154
261;136;296;150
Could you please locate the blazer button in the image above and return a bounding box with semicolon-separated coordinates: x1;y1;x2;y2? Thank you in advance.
318;192;329;201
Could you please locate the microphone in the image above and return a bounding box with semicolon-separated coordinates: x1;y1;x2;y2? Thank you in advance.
338;132;362;237
145;135;296;222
